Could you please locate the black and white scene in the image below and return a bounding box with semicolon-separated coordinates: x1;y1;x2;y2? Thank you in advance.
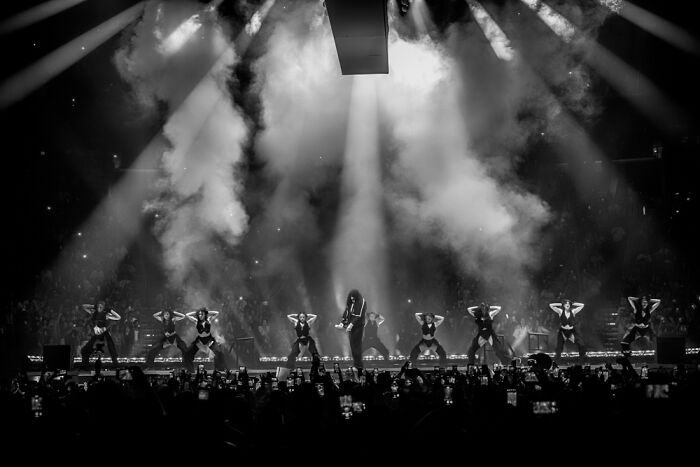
2;0;700;457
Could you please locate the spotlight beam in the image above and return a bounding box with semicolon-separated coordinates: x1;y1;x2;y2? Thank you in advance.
520;0;575;43
0;0;89;35
466;0;516;61
44;2;275;297
520;0;687;135
598;0;700;56
0;2;145;109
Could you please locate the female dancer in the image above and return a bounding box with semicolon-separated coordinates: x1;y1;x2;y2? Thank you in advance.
80;300;121;367
466;303;509;365
335;289;367;370
184;307;227;371
362;311;390;361
145;309;188;368
286;312;319;369
621;295;660;357
549;299;586;359
409;312;447;368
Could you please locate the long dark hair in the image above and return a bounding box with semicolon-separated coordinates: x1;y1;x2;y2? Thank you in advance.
346;289;363;309
640;295;651;312
162;308;174;322
197;307;209;321
422;312;435;323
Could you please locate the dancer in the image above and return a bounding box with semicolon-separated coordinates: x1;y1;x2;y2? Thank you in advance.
184;307;227;371
621;295;660;357
362;311;390;361
80;301;121;367
466;303;510;365
335;289;367;370
409;312;447;368
549;299;586;359
286;312;319;369
145;309;188;368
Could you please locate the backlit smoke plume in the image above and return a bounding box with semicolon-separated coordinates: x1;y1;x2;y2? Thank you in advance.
379;34;550;297
253;4;351;299
115;0;249;307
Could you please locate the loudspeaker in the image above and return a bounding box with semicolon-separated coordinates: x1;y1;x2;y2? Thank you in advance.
656;337;685;364
43;345;72;370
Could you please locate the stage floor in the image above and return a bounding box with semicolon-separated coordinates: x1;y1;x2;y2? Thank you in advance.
25;347;700;377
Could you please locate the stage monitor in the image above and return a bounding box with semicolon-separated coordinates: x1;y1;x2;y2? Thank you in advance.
325;0;389;75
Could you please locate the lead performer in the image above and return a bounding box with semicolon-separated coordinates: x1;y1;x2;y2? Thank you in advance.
335;289;367;370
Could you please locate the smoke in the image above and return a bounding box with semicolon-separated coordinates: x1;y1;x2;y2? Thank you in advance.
252;3;351;310
379;34;550;300
115;0;249;308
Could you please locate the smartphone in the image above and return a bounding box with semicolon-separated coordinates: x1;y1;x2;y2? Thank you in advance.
480;375;489;386
333;362;341;373
271;377;278;390
31;395;43;418
532;400;558;415
198;388;209;400
506;388;517;407
316;382;325;397
352;402;365;414
641;366;649;379
340;395;353;420
390;380;399;398
197;364;205;374
646;384;669;399
444;386;453;405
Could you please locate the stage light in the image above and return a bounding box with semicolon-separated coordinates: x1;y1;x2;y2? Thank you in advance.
397;0;412;15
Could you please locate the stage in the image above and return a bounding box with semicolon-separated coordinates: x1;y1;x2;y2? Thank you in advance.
25;347;700;376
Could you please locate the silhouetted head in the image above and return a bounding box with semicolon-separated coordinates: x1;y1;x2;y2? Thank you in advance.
347;289;362;307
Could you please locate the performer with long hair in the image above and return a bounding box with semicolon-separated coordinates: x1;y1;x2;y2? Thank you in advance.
145;308;188;368
80;300;121;367
466;303;509;365
286;312;319;369
335;289;367;370
549;299;586;359
621;295;660;357
362;311;390;362
184;307;226;371
409;312;447;368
